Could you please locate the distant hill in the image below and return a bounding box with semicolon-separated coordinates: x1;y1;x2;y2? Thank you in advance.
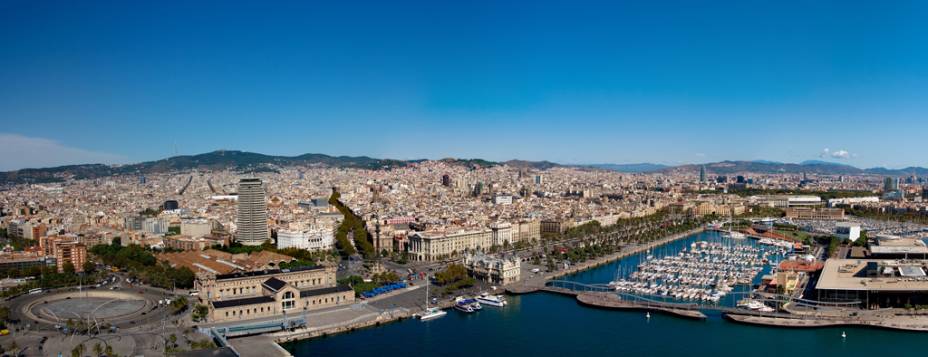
665;160;862;175
665;160;928;177
865;167;928;177
0;150;412;184
586;163;669;173
438;158;499;168
3;151;927;185
433;158;562;170
502;160;561;170
0;151;569;185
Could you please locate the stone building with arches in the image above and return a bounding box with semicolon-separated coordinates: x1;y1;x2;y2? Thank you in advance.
197;265;354;323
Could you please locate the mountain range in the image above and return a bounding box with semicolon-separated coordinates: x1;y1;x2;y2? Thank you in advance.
584;163;669;173
1;151;926;185
664;160;928;177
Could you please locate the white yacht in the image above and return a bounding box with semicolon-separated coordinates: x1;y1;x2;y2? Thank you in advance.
476;293;507;307
454;296;481;312
419;306;447;321
723;231;747;239
418;279;447;321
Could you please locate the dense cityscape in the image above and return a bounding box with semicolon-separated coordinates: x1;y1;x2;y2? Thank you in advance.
3;1;928;356
3;154;928;356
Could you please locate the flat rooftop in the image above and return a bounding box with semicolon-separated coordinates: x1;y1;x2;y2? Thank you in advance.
817;259;928;292
870;237;928;256
158;249;298;275
870;246;928;256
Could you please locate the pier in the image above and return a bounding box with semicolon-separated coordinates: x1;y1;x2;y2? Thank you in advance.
576;292;707;319
724;313;928;332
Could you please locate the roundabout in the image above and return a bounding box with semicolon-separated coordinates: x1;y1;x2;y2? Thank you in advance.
11;287;179;330
3;284;204;357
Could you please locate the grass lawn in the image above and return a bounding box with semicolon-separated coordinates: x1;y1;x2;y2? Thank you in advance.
774;229;811;241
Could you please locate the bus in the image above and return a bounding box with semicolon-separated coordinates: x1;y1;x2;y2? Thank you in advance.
28;288;43;295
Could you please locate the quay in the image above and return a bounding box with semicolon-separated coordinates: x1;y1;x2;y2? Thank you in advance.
725;313;928;332
228;335;294;357
269;296;458;344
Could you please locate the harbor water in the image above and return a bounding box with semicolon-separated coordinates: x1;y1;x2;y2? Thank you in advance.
283;231;925;357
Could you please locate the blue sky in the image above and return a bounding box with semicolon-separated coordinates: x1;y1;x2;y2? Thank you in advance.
1;0;927;170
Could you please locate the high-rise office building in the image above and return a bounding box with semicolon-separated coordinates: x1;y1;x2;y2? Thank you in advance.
236;178;269;246
699;166;706;183
884;177;899;192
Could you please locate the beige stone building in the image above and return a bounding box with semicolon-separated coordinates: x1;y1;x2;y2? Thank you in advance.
408;229;492;262
164;235;210;251
463;253;521;285
511;220;540;243
196;265;354;323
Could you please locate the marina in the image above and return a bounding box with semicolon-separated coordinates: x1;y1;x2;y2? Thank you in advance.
608;239;788;306
282;230;928;357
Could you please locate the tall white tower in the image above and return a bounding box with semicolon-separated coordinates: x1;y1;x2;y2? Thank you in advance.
236;177;269;246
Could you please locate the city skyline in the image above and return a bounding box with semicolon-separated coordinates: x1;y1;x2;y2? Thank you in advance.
7;2;928;356
2;1;927;169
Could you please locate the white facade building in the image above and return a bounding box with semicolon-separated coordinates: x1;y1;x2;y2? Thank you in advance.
753;195;822;208
142;218;168;235
835;222;862;242
490;222;512;246
493;194;513;205
827;196;880;207
276;228;335;251
408;229;492;262
181;219;213;238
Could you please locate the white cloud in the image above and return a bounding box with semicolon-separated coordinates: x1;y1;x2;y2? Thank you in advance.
0;133;127;171
820;148;852;160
